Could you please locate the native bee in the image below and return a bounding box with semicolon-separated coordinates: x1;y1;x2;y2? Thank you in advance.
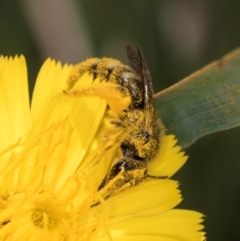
66;45;165;198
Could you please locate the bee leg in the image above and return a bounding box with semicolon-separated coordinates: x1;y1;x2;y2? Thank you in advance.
147;174;168;179
98;159;147;198
64;83;131;115
64;82;130;158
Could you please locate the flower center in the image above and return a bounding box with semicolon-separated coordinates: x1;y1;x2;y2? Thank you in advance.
31;193;66;230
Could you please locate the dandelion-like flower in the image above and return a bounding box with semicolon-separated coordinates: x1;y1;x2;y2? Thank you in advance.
0;56;205;240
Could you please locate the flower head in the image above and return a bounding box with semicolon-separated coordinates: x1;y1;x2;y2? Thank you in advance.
0;56;205;240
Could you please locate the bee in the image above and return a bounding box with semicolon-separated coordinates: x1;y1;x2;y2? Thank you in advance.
65;45;165;198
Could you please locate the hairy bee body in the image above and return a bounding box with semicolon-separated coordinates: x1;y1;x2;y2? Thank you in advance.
66;46;164;197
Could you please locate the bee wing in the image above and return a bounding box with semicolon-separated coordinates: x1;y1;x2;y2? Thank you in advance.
126;45;156;134
126;44;142;74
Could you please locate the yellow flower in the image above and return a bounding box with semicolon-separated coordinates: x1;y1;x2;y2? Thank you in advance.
0;56;205;241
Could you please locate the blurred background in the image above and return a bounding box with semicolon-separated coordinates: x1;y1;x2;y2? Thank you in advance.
1;0;240;240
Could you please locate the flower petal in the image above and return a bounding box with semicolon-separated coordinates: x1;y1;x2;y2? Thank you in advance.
92;179;181;217
107;209;205;241
148;135;188;177
31;59;72;127
0;56;30;150
97;234;181;241
27;58;109;190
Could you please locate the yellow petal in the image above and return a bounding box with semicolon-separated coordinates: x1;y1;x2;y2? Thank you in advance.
0;56;30;150
92;179;181;218
106;209;205;241
96;235;181;241
27;59;108;190
31;59;72;128
148;135;188;177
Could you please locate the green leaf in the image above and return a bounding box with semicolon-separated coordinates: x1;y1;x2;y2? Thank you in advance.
155;48;240;148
